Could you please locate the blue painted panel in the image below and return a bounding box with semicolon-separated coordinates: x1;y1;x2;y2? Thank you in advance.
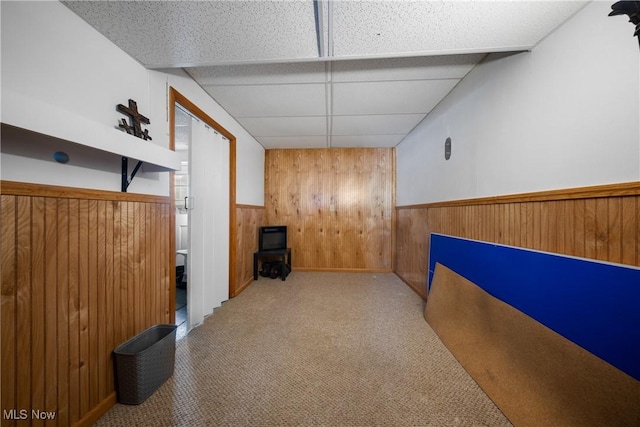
428;233;640;381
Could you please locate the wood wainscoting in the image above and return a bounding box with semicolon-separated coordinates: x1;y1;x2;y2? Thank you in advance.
395;182;640;300
264;148;395;271
234;204;264;296
1;181;172;427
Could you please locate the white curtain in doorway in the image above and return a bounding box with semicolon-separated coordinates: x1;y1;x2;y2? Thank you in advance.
188;117;230;329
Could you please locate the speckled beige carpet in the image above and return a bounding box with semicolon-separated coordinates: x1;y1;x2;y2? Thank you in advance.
95;272;510;426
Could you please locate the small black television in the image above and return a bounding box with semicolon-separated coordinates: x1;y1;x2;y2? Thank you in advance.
259;226;287;251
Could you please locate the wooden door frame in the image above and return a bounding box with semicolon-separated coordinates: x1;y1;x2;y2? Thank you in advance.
168;88;238;322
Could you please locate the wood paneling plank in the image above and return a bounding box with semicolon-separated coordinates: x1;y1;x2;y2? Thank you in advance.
619;197;637;266
105;201;114;394
595;198;608;261
574;200;586;258
96;201;107;401
584;199;598;259
31;197;46;426
618;198;633;264
547;201;558;253
607;198;622;264
494;204;501;243
44;197;58;426
637;197;640;266
539;201;549;252
78;199;90;416
113;201;124;348
144;203;151;328
88;200;99;409
502;203;510;245
68;199;80;424
1;196;17;427
563;200;574;256
56;199;70;427
133;202;141;332
16;197;32;417
524;202;534;249
126;201;134;337
149;203;157;326
163;204;171;322
512;203;521;247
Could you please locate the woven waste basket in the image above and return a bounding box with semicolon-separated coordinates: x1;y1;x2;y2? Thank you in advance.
113;324;177;404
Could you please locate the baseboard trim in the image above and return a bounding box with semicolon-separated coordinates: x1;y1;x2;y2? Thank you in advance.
395;272;428;301
233;276;254;297
73;392;116;427
292;267;393;273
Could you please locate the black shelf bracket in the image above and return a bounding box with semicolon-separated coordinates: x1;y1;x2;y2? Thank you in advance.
121;156;143;192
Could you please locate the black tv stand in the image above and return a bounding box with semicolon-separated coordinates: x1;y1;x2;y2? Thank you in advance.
253;248;291;281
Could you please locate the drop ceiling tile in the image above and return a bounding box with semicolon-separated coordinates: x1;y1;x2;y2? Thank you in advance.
239;117;327;137
332;114;424;136
258;136;328;149
331;135;405;148
332;80;459;115
331;55;485;82
204;84;326;117
187;62;327;86
63;1;319;67
331;1;586;58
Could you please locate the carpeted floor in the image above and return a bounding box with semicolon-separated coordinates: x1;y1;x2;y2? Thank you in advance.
96;272;511;426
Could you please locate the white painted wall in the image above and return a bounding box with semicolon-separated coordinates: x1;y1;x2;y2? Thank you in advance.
397;1;640;205
148;68;266;205
1;1;264;203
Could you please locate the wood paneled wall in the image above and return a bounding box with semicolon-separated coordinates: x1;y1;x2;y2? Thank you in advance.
395;183;640;300
1;181;172;427
234;205;264;296
264;148;395;271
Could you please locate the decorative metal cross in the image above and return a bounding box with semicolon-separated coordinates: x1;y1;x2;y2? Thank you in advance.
117;99;152;140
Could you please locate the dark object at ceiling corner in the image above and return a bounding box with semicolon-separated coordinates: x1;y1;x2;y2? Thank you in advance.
609;1;640;47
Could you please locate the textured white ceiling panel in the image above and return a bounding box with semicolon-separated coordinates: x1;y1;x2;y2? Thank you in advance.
331;135;405;148
63;1;319;67
332;80;459;115
332;114;424;136
331;1;586;58
331;54;486;82
62;0;588;149
239;117;327;137
257;136;328;149
203;84;326;117
187;62;327;86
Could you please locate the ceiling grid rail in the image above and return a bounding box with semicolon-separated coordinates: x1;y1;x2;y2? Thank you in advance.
313;0;325;58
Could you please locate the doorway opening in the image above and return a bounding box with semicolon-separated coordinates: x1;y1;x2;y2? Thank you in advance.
174;105;191;340
169;87;238;339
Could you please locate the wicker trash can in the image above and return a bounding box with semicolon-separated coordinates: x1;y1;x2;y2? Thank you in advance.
113;324;177;404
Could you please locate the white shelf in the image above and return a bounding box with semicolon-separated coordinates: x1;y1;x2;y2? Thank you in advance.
1;89;180;172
